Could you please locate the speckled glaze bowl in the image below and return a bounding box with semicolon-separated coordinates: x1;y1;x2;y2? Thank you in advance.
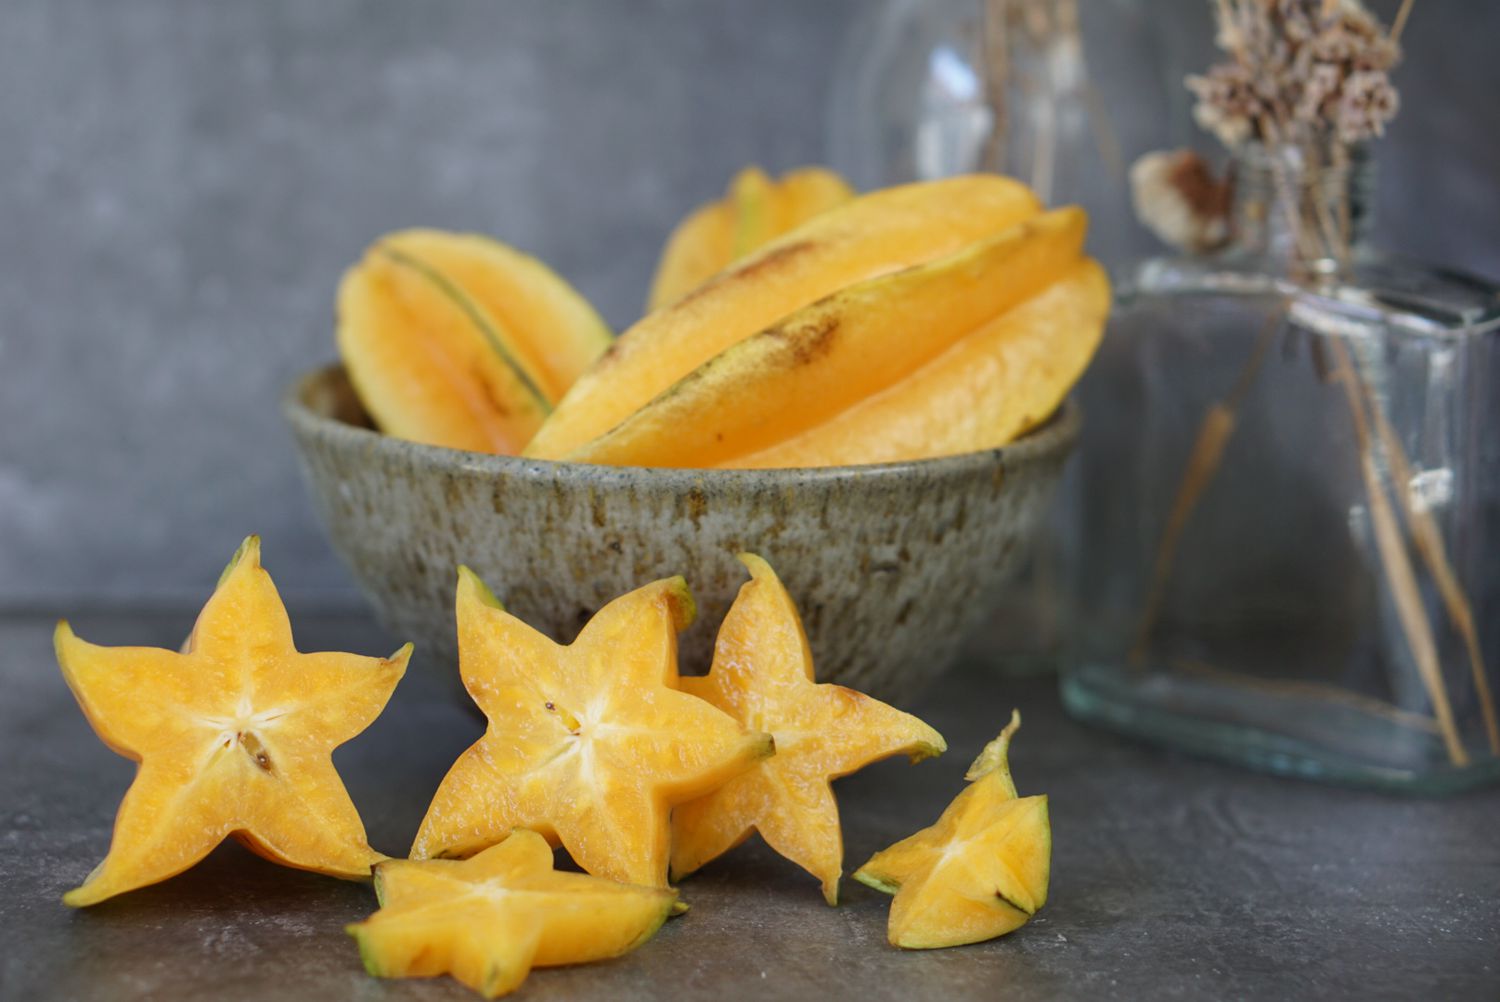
283;364;1079;703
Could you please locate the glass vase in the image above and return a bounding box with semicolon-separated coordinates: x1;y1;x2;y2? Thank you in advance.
1060;142;1500;792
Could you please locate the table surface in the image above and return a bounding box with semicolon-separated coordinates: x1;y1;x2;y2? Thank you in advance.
3;611;1496;1001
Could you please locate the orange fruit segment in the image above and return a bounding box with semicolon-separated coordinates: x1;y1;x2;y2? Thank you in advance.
348;829;677;999
336;230;610;454
775;166;858;232
525;174;1041;459
565;206;1089;468
730;259;1110;467
411;569;774;887
378;230;613;403
646;165;855;311
671;554;945;904
728;165;779;258
336;242;553;454
55;536;410;906
854;711;1051;949
647;195;733;312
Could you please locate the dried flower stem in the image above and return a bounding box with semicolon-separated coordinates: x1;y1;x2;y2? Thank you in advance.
981;0;1011;174
1083;78;1124;177
1129;308;1282;665
1302;131;1487;757
1031;93;1057;203
1390;0;1416;46
1267;127;1469;763
1328;338;1467;766
1361;380;1500;753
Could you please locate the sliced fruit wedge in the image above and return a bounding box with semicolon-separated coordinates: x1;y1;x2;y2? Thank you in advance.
411;569;774;887
647;196;734;312
775;166;857;230
349;829;677;999
671;554;945;904
565;206;1089;467
854;711;1051;949
647;165;855;311
56;537;409;906
729;165;778;258
378;229;612;403
527;173;1042;459
733;259;1109;466
337;243;552;453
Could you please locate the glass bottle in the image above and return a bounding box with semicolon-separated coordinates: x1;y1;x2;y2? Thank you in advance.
827;0;1133;671
1060;141;1500;792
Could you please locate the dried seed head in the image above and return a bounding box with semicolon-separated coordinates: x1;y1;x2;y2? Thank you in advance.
1190;0;1403;150
1129;149;1234;254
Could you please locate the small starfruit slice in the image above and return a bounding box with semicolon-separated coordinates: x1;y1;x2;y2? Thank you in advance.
646;165;855;310
853;711;1050;949
671;554;945;904
411;569;774;887
349;829;677;999
55;536;410;906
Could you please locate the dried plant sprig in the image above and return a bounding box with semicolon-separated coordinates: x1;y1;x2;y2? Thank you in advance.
1327;337;1467;766
1188;0;1401;148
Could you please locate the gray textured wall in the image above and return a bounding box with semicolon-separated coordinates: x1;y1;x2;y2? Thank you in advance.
3;0;1497;609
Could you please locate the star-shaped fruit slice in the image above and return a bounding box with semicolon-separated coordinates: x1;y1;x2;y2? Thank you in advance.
55;536;410;906
670;554;946;904
853;711;1050;948
411;568;773;886
349;829;677;999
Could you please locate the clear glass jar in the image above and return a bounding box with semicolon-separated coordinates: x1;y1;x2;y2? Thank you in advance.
1061;143;1500;792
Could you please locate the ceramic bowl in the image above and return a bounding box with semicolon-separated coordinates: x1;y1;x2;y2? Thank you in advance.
283;364;1078;702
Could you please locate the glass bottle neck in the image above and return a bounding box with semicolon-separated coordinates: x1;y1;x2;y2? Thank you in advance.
1228;142;1374;280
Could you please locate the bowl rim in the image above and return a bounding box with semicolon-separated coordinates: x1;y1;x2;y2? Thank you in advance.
282;363;1081;485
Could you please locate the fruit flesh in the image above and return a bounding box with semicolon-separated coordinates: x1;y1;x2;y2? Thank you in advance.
411;569;774;887
337;245;551;453
854;712;1051;949
56;537;408;906
350;829;677;999
565;207;1088;468
525;174;1042;459
670;554;945;904
731;259;1109;467
378;229;612;403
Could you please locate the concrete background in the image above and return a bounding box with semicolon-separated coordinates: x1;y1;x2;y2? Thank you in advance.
3;0;1497;609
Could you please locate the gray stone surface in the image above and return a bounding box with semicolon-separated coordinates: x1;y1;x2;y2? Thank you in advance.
3;0;1499;608
2;611;1496;1001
